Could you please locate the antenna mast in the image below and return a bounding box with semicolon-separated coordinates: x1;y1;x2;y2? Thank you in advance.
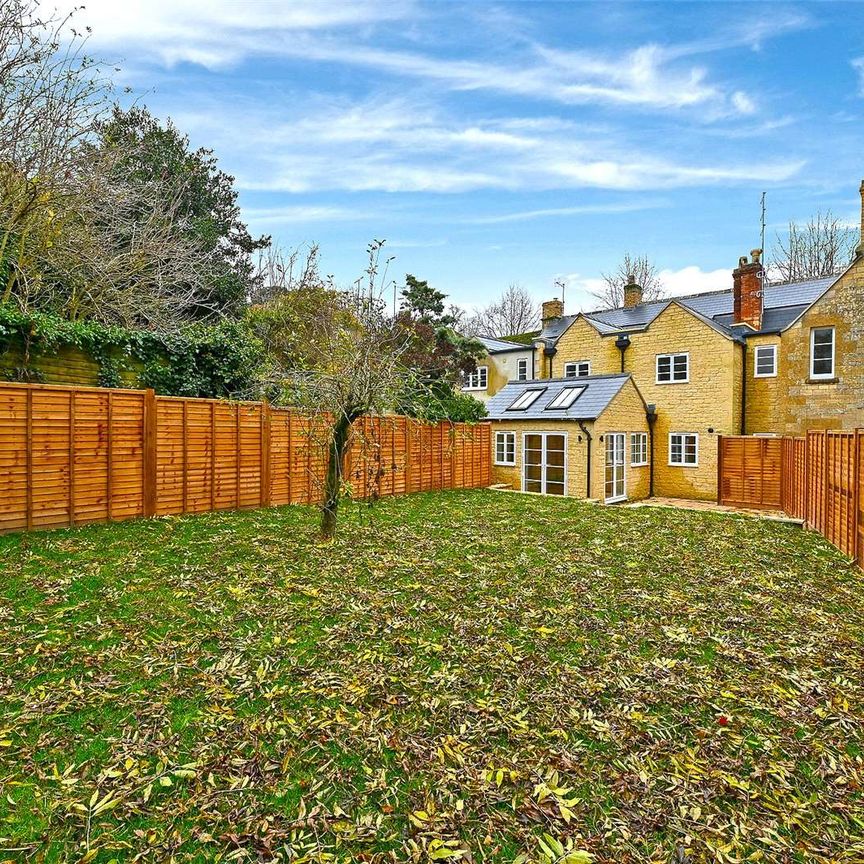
760;191;766;259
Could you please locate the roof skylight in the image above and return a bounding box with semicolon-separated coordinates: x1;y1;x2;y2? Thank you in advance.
546;386;585;410
506;388;545;411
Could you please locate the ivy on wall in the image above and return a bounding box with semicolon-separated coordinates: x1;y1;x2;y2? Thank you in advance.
0;304;264;398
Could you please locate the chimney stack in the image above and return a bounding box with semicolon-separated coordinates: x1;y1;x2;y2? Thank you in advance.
732;249;764;330
623;274;643;309
856;179;864;259
541;298;564;325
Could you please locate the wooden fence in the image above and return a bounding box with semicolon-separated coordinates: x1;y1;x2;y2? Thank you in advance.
719;431;864;566
0;381;492;534
717;436;783;510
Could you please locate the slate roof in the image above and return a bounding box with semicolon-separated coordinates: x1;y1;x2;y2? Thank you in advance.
485;374;631;421
475;335;532;354
538;276;834;344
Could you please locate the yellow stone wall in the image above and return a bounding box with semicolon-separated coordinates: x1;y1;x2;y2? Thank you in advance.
775;256;864;434
592;378;651;502
744;334;783;434
489;378;650;502
539;304;739;500
490;418;589;497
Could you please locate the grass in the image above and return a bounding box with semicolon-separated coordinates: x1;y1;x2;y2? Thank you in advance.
1;489;863;863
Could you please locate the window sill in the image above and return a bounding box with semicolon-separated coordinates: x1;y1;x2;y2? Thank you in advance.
655;380;689;385
668;463;699;468
494;462;516;467
631;462;648;467
806;377;838;385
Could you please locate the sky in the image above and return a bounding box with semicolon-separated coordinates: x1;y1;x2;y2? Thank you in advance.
54;0;864;313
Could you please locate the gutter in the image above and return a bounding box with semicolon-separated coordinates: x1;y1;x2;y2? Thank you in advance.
577;421;592;498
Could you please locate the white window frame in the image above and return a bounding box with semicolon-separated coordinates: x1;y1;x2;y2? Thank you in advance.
810;327;835;380
754;344;777;378
668;432;699;467
521;431;568;496
630;432;648;466
564;360;591;378
656;352;689;384
516;358;528;381
494;431;516;466
462;365;488;391
604;432;627;504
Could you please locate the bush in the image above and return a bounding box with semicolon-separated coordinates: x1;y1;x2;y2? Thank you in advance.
0;304;263;398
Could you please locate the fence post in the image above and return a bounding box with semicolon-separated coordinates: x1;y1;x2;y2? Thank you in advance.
716;435;723;504
143;389;157;518
855;430;862;565
260;401;271;508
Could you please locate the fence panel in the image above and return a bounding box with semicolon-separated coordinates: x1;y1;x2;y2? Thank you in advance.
0;381;492;535
720;430;864;569
718;436;783;509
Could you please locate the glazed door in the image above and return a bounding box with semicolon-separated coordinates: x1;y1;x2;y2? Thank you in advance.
605;433;626;502
523;433;567;496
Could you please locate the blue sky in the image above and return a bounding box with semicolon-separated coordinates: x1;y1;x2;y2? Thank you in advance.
60;1;864;312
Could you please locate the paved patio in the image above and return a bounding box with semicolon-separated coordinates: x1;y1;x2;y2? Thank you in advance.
627;496;803;524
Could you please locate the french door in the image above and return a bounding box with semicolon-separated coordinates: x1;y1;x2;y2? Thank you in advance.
523;433;567;496
605;432;626;503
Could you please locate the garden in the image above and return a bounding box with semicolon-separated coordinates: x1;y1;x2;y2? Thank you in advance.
1;490;862;862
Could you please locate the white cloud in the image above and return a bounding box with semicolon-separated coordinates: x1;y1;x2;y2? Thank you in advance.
242;205;372;224
853;57;864;96
58;1;414;67
464;200;667;225
59;0;759;116
657;266;732;297
180;96;802;195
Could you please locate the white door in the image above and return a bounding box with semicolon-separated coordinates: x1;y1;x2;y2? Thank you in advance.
523;433;567;496
605;433;626;503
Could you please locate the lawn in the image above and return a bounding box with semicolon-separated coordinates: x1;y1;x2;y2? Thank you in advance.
1;490;863;864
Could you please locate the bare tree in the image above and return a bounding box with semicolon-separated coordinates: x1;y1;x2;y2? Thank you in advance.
0;0;113;297
463;284;540;337
770;211;857;284
266;242;412;539
592;253;665;310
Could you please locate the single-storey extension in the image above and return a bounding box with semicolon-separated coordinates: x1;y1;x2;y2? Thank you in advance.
485;374;654;503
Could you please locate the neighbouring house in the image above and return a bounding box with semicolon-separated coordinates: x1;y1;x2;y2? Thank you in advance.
486;374;652;502
461;335;535;404
522;179;864;502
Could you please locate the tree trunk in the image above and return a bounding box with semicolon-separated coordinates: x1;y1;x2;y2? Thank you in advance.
320;412;354;539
